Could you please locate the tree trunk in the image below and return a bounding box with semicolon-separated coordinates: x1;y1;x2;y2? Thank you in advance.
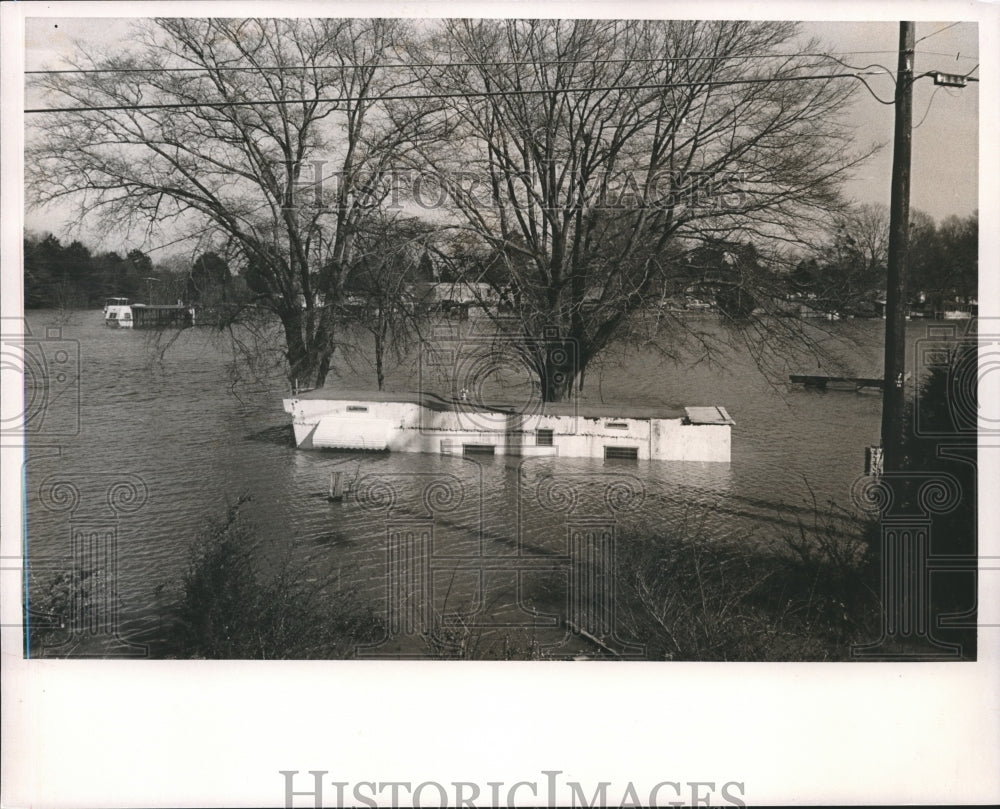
539;338;579;402
313;352;332;390
280;309;332;391
375;333;385;391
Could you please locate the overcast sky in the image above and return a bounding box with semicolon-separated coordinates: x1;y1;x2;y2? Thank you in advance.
20;14;981;255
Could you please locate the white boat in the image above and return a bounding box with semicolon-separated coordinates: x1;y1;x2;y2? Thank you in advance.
103;297;134;328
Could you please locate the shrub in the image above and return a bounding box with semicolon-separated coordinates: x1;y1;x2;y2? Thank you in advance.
163;496;383;658
898;340;977;658
614;514;883;661
24;568;77;656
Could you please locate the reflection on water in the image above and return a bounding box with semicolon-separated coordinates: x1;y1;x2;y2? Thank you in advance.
21;310;939;653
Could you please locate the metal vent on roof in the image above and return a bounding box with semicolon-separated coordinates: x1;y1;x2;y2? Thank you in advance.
684;406;734;425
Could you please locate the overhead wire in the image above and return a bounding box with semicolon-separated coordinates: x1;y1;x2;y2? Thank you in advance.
24;70;911;114
913;85;945;129
915;22;963;44
23;50;919;76
917;49;979;60
852;75;897;105
23;49;978;79
818;53;899;104
911;61;980;127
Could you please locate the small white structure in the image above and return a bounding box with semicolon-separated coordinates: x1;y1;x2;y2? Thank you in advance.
283;390;733;462
103;297;133;328
416;281;499;305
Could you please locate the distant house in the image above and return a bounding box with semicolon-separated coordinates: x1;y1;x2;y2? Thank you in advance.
410;281;502;311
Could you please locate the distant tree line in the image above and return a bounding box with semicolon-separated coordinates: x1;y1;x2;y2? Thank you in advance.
24;233;154;308
790;206;978;314
23;234;246;311
907;211;978;306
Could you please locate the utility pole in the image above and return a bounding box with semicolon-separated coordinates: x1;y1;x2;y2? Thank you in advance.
880;21;915;474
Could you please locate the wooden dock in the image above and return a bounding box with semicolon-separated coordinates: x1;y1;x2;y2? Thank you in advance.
131;304;195;328
789;373;910;392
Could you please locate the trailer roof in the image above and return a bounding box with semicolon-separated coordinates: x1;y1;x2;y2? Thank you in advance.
290;387;690;420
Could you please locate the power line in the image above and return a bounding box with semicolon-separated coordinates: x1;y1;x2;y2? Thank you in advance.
917;49;979;60
23;51;911;76
915;22;963;44
913;85;945;129
23;70;904;115
23;50;979;79
854;77;897;105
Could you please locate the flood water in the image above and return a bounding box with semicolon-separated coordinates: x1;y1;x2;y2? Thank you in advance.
20;309;955;656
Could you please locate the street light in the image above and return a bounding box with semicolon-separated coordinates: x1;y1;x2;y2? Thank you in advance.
145;276;159;305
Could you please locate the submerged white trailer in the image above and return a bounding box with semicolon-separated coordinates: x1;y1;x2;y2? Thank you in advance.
283;390;733;462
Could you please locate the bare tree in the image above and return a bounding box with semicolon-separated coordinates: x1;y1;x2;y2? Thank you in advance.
336;216;434;391
27;17;429;388
844;203;891;277
409;19;875;400
798;202;890;311
935;211;978;304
